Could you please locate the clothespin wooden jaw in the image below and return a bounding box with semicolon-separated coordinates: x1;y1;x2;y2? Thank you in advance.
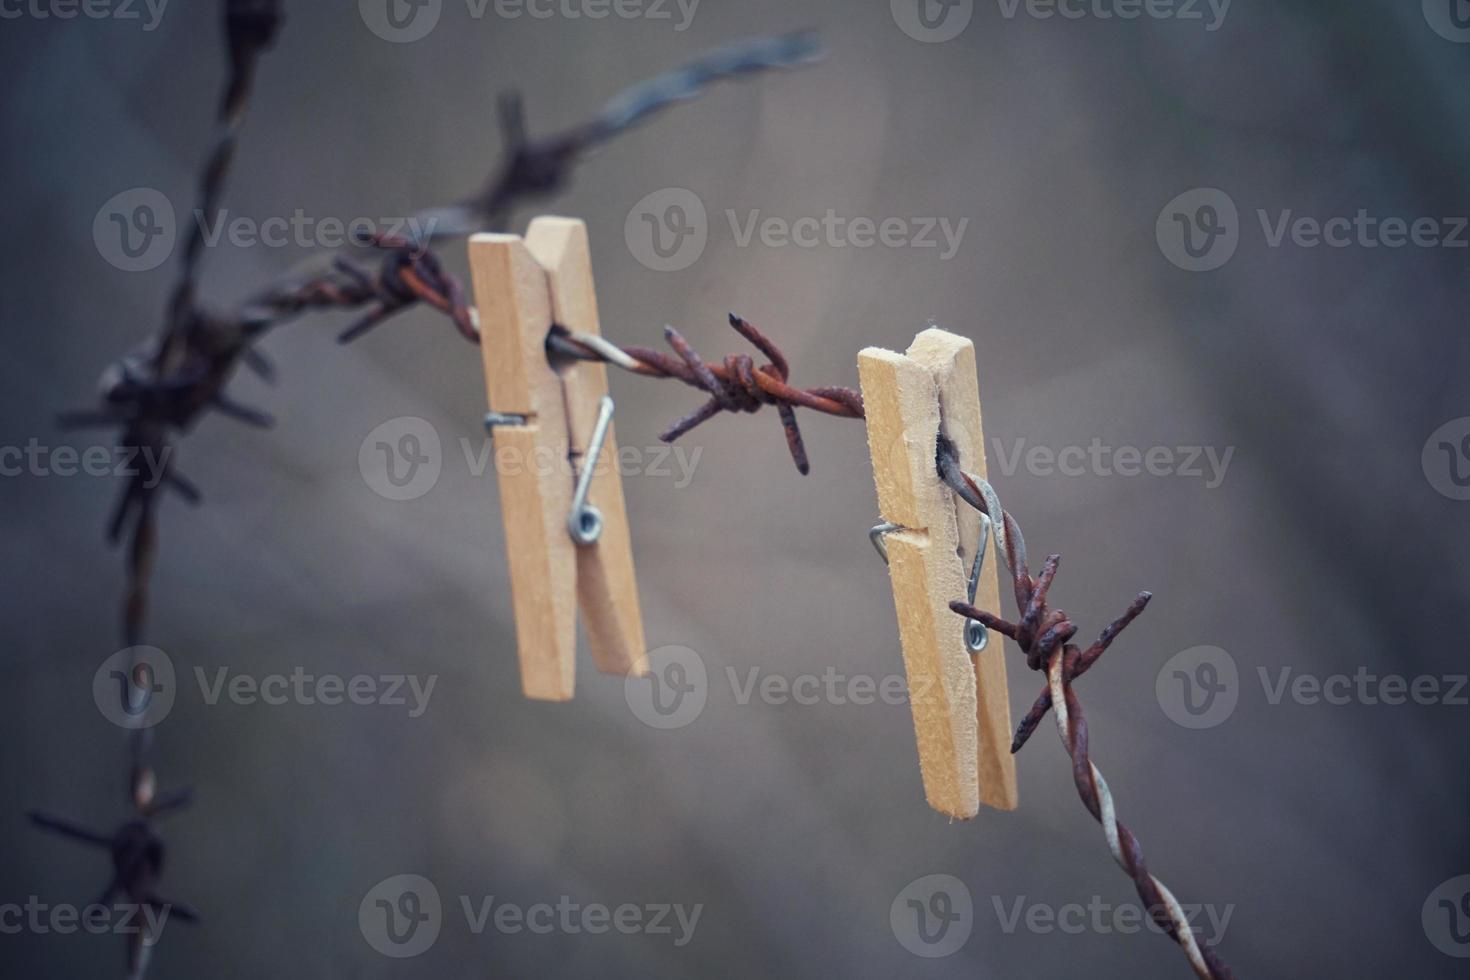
468;217;649;701
859;328;1017;819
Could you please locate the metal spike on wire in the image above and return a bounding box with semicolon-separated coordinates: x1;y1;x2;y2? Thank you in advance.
28;765;197;980
939;439;1235;980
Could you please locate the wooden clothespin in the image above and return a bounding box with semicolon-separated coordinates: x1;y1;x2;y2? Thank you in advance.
858;328;1017;819
467;217;648;701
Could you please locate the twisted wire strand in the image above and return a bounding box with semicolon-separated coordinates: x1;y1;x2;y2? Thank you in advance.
941;447;1234;980
548;313;864;474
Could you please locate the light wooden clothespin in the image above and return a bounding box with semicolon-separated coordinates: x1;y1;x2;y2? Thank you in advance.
858;328;1017;819
467;217;648;701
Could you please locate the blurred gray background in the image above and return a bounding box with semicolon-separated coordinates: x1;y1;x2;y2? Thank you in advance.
3;1;1469;977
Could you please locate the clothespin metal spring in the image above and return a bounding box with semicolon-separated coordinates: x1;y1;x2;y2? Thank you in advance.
567;395;615;546
870;508;992;654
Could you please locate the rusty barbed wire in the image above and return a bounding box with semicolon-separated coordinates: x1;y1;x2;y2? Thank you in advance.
42;5;1239;979
548;313;864;474
44;3;825;976
939;436;1234;980
62;20;825;649
28;764;196;980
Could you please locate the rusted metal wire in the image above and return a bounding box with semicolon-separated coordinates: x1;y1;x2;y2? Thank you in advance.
547;313;864;474
47;6;1239;979
939;437;1234;980
62;23;827;647
47;4;826;976
28;765;196;980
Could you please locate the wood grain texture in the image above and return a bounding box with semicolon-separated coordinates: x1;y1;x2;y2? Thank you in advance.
468;232;577;700
907;328;1017;812
859;337;981;819
525;217;648;680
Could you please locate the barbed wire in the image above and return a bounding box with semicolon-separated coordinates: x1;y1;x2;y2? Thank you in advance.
39;4;1238;978
42;3;825;975
941;440;1235;980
